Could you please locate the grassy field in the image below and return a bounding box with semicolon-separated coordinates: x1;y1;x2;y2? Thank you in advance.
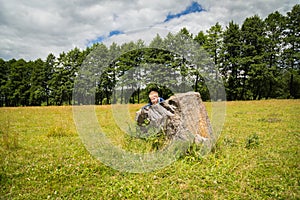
0;100;299;199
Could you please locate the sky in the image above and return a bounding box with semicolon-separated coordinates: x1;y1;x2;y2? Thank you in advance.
0;0;298;61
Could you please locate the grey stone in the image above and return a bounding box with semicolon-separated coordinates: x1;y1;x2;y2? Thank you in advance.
136;92;214;147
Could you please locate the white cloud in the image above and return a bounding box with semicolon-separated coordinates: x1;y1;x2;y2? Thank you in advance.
0;0;298;60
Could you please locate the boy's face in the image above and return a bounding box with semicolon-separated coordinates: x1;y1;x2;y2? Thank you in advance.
150;94;159;104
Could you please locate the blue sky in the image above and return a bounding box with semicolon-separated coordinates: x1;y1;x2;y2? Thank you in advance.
87;30;125;46
0;0;298;60
88;1;205;45
164;1;205;22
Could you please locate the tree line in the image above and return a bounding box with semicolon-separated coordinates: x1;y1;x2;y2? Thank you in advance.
0;4;299;107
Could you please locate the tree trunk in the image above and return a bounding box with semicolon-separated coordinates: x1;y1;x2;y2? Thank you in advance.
137;87;140;104
289;73;294;98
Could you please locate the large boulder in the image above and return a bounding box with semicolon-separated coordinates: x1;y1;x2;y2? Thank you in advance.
136;92;214;146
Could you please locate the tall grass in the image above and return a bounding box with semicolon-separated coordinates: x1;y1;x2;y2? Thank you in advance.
0;100;299;199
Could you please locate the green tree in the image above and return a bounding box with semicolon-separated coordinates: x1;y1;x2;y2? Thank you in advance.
221;21;242;100
44;53;56;105
204;22;223;67
49;53;64;105
149;34;164;49
240;15;266;100
194;31;207;46
204;22;224;100
0;58;9;106
28;58;45;106
6;59;32;106
49;48;83;105
264;11;286;98
283;4;300;98
93;43;111;104
74;44;105;105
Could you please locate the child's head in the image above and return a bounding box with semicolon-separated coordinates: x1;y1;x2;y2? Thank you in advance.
149;91;159;104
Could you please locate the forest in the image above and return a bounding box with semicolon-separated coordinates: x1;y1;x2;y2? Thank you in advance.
0;4;299;107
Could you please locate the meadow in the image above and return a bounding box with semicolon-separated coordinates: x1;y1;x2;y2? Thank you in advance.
0;100;299;199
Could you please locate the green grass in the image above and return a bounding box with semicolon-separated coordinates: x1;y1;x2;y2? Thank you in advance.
0;100;299;199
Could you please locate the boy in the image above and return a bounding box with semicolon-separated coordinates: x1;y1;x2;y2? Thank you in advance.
135;90;164;125
147;90;164;106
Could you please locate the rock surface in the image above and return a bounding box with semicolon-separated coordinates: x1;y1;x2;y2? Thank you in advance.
136;92;214;146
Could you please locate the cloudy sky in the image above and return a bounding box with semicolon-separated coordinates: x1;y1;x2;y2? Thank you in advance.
0;0;298;60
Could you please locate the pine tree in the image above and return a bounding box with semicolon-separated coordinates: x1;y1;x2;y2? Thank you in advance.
283;4;300;98
0;58;8;106
264;11;286;98
240;15;266;100
221;21;241;100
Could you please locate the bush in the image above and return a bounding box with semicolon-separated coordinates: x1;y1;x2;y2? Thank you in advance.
245;133;259;149
0;127;19;150
46;126;75;137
